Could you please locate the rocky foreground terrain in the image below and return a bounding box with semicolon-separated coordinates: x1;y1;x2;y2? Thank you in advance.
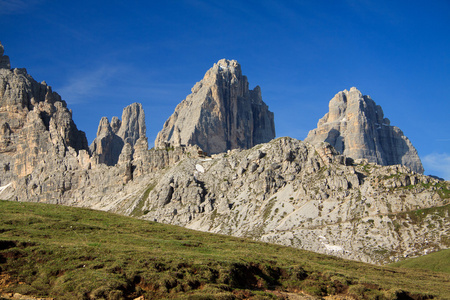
0;42;448;265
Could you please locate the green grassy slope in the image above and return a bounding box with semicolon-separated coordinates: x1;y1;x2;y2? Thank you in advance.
389;249;450;274
0;200;449;300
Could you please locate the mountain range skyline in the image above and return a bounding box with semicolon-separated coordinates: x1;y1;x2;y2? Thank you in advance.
1;0;449;179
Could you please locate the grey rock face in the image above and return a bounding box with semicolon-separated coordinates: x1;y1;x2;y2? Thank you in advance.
124;137;447;264
117;102;146;146
89;117;124;166
0;44;88;185
90;102;146;166
0;43;153;201
155;59;275;155
0;68;88;152
0;44;90;206
305;87;424;173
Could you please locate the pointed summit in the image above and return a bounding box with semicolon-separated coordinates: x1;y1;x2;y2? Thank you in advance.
117;102;146;147
155;59;275;154
90;103;146;166
305;87;424;173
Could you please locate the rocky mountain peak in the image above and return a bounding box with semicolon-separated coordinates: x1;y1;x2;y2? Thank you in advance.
117;102;146;147
0;44;447;269
155;59;275;154
96;117;113;137
110;116;121;134
0;42;11;69
90;102;147;166
0;42;88;186
305;87;424;173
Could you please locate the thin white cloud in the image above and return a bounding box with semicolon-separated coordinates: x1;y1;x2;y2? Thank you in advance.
0;0;42;14
58;65;120;104
422;153;450;181
57;62;192;106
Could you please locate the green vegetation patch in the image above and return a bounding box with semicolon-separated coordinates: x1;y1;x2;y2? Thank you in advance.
419;182;450;199
0;200;449;299
389;249;450;274
399;181;450;200
131;183;156;217
394;204;450;225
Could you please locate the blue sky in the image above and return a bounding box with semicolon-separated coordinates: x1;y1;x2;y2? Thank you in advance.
1;0;449;179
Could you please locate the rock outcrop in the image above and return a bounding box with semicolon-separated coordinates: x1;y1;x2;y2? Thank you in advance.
155;59;275;155
0;42;171;203
89;117;124;166
90;103;146;166
305;87;424;173
0;43;89;190
121;137;448;264
117;102;146;146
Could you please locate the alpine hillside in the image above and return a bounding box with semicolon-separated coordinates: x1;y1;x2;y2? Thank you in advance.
0;42;448;266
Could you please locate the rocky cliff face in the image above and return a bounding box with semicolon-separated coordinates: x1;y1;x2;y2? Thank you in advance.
90;103;146;166
0;42;89;190
305;87;424;174
154;59;275;155
117;102;146;146
0;42;189;203
89;117;124;166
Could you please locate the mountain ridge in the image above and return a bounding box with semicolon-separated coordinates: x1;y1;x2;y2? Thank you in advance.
0;42;448;266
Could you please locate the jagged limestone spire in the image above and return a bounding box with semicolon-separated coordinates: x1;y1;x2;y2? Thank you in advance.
90;102;146;166
155;59;275;154
305;87;424;173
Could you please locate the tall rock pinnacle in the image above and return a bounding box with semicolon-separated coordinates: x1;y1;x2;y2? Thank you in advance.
154;59;275;155
90;102;146;166
117;102;146;146
305;87;424;173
